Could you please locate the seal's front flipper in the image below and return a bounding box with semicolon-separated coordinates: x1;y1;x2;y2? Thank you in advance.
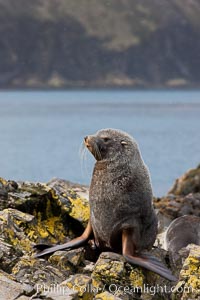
33;243;53;251
122;228;177;282
34;221;93;258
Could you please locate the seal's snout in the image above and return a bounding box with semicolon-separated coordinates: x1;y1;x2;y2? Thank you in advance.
84;135;92;148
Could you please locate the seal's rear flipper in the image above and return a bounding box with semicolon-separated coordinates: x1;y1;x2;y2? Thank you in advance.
124;254;177;282
122;228;177;282
34;221;93;258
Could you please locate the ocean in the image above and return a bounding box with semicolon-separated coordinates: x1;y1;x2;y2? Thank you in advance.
0;90;199;196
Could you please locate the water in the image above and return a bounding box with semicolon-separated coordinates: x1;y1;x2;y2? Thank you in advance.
0;90;199;196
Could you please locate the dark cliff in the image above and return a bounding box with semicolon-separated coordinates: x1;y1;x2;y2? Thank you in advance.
1;0;200;89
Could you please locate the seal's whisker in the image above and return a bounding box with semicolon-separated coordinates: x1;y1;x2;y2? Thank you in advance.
79;142;85;157
79;142;90;178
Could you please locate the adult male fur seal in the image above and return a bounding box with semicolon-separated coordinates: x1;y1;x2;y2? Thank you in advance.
34;129;176;281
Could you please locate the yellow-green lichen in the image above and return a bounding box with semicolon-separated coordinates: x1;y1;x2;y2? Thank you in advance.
0;177;7;185
173;245;200;299
61;274;92;297
25;214;67;244
95;291;120;300
67;196;90;224
92;253;144;290
50;188;59;200
129;268;144;288
12;257;37;275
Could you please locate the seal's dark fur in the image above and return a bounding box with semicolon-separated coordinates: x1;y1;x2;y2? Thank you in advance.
89;129;157;252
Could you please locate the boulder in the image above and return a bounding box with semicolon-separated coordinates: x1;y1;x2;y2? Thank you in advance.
0;270;34;300
168;165;200;196
0;174;199;300
154;193;200;229
172;244;200;299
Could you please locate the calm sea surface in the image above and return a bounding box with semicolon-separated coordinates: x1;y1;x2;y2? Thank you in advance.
0;90;199;196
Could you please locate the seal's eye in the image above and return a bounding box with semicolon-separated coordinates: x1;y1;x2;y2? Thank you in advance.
103;137;110;142
121;141;127;146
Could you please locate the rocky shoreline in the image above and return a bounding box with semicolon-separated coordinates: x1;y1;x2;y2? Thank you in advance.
0;165;200;300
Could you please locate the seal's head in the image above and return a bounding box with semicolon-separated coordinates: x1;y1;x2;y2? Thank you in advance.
84;128;140;162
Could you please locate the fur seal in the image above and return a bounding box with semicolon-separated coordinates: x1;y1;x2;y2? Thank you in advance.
165;215;200;253
34;128;176;281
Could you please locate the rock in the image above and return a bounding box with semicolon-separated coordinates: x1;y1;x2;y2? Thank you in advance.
168;165;200;196
38;286;78;300
2;174;200;300
154;193;200;226
95;291;123;299
1;178;89;232
0;207;69;255
60;274;93;299
172;244;200;299
0;270;35;300
12;256;66;287
0;238;22;273
82;260;95;275
92;252;144;298
0;178;18;210
0;208;36;253
0;177;90;248
47;178;89;200
49;248;85;274
47;178;89;227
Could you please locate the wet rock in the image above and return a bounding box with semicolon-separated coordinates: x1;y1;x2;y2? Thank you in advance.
0;269;35;300
169;165;200;196
172;244;200;299
12;256;66;287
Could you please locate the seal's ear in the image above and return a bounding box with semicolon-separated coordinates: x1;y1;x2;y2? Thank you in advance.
121;141;127;146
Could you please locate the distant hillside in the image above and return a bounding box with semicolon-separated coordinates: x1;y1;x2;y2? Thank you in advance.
0;0;200;89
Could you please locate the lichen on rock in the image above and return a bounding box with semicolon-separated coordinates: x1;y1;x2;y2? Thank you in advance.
0;172;200;300
92;252;144;298
172;244;200;299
